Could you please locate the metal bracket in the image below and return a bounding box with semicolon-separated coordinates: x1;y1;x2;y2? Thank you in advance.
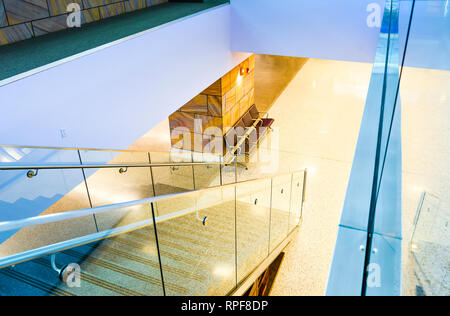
26;169;39;178
50;254;75;282
195;211;208;226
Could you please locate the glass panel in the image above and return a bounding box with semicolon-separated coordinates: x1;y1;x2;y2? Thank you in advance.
154;187;236;296
269;174;292;252
0;214;98;258
153;188;197;219
0;164;301;296
150;152;195;197
79;150;153;205
328;0;404;295
78;150;153;231
235;178;271;283
193;163;221;189
191;151;223;164
234;148;278;183
0;147;92;247
192;152;222;189
366;234;402;296
288;171;304;232
235;148;300;183
0;220;164;296
397;0;450;296
235;157;257;183
221;160;237;186
95;204;153;232
408;193;449;296
326;226;367;296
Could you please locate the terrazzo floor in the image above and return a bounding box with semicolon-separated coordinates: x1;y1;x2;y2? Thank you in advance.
400;66;450;296
261;59;449;296
262;58;373;296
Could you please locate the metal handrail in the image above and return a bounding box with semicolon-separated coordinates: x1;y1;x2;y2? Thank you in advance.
0;144;153;154
0;193;177;233
0;168;305;233
0;204;198;269
0;169;306;269
0;144;224;156
224;117;262;163
0;161;227;171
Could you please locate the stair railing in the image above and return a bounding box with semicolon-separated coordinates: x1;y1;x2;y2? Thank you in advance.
0;169;307;296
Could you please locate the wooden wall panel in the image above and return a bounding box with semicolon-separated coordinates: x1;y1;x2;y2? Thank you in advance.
169;55;256;153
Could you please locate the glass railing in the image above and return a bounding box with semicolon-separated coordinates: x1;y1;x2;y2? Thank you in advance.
0;169;306;296
0;144;305;233
0;145;227;232
327;0;449;296
327;0;404;296
397;0;449;297
409;192;449;296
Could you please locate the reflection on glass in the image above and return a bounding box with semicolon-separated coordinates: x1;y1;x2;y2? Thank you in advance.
192;146;223;189
221;162;237;186
236;179;271;283
0;144;305;296
0;147;92;255
79;150;153;206
269;174;292;252
0;214;98;259
79;150;153;230
193;164;221;189
289;171;304;233
154;187;236;295
150;152;195;197
0;223;164;296
409;193;449;296
398;0;450;296
0;147;91;222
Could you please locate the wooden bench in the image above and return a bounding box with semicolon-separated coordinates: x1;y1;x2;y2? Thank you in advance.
224;104;275;163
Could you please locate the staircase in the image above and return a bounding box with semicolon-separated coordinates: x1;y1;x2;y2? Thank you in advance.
0;145;306;296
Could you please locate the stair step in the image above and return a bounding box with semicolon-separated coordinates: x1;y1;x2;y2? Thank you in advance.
0;185;295;296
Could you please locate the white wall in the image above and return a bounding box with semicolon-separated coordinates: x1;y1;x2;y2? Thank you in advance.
230;0;384;63
3;1;446;151
0;5;250;150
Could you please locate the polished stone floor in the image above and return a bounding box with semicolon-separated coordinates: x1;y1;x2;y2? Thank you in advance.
128;119;172;153
259;58;373;296
263;60;449;296
254;55;308;113
400;66;450;296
